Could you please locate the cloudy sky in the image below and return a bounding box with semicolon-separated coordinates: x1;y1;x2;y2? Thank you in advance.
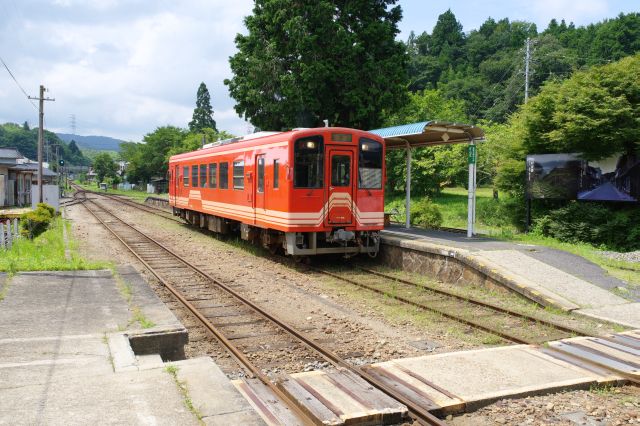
0;0;636;142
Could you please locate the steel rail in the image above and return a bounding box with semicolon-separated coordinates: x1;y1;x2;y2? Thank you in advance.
359;267;589;338
70;184;180;222
79;197;318;426
79;196;445;426
311;267;533;345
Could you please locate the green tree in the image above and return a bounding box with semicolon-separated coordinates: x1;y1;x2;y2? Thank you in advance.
384;90;469;195
93;152;118;184
189;82;217;132
225;0;407;130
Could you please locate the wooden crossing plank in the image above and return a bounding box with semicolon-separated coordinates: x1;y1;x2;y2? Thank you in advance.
279;369;408;425
233;378;305;426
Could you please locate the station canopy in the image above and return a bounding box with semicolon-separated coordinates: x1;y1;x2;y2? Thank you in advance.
368;121;485;237
369;121;484;149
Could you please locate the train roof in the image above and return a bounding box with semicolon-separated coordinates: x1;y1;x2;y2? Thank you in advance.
169;127;382;162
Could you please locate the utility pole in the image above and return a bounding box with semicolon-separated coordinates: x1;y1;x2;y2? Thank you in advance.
28;85;55;204
524;37;531;103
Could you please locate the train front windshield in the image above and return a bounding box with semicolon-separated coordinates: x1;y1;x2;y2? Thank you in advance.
294;136;324;188
358;138;383;189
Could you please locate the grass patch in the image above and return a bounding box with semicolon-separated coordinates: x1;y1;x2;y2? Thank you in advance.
0;216;110;273
165;365;204;423
0;276;10;301
131;307;155;329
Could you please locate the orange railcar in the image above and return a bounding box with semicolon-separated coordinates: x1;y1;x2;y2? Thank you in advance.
169;127;385;256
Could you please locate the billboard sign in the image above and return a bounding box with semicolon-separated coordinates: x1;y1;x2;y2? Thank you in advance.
526;152;639;202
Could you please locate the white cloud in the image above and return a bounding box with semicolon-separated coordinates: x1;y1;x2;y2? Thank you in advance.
0;0;253;141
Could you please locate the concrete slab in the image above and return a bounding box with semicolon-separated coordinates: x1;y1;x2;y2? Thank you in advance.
366;345;619;413
577;303;640;329
0;270;130;339
117;265;188;360
0;269;263;425
169;358;265;426
475;250;628;309
0;361;200;426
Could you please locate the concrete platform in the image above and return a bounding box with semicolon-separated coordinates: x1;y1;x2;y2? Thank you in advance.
380;227;640;328
0;269;263;426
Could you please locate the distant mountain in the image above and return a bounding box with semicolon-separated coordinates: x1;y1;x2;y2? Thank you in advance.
57;133;124;152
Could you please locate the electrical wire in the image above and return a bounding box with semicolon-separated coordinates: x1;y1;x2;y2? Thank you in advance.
0;54;38;110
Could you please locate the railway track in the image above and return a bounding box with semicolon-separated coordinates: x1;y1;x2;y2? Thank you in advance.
72;186;589;346
75;191;445;425
308;266;590;346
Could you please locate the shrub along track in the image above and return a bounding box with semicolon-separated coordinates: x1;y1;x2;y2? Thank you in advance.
76;192;444;426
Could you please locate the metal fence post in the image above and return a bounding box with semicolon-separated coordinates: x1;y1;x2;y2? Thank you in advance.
7;221;12;249
0;223;4;250
13;218;19;238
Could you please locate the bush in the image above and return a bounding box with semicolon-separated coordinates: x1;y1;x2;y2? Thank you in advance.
36;203;55;218
20;203;55;239
531;202;640;251
410;198;443;228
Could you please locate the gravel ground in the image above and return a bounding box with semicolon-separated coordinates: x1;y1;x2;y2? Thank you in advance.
600;251;640;263
449;386;640;425
65;196;640;424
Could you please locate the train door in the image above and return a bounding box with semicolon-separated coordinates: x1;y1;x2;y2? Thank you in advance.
254;154;266;224
173;165;179;198
326;148;354;225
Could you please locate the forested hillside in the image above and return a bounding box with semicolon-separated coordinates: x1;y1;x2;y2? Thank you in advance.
405;11;640;121
0;122;90;166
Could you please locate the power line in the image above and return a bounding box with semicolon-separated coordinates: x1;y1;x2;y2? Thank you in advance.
0;55;38;110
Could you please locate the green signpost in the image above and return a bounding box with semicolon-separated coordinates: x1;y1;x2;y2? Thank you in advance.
468;144;477;164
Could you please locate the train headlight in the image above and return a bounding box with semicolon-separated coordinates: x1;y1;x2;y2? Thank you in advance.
306;141;316;149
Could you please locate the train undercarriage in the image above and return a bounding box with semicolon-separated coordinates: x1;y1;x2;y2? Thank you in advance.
174;207;380;257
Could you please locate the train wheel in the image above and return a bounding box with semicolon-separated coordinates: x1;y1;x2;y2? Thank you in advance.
293;255;311;265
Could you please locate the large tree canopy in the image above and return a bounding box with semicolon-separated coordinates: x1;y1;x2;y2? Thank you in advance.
225;0;407;130
189;82;217;132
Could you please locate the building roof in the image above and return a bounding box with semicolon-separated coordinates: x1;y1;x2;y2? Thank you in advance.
0;148;23;159
368;121;485;150
9;163;57;176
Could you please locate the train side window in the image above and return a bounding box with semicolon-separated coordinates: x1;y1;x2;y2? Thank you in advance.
183;166;189;187
209;163;217;188
233;161;244;190
219;162;229;189
273;159;279;189
191;165;198;187
358;138;383;189
199;164;207;188
257;157;265;193
294;136;324;188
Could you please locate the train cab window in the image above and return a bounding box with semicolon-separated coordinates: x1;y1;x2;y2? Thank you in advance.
294;136;324;188
209;163;217;188
257;157;265;193
233;161;244;190
183;166;189;186
331;155;351;187
358;138;383;189
199;164;207;188
191;165;198;187
273;160;279;189
219;162;229;189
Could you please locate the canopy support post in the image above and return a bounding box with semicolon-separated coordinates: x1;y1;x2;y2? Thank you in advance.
467;139;476;238
405;141;411;229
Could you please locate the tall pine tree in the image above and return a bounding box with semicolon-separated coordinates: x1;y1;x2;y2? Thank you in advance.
189;82;217;132
225;0;407;130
